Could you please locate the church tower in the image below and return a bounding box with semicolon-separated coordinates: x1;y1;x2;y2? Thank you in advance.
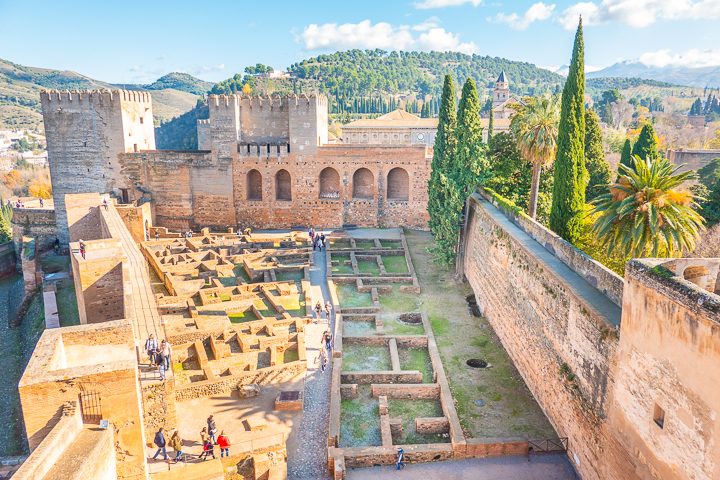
493;71;510;107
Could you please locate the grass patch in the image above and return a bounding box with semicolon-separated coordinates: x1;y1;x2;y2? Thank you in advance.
336;284;373;308
381;240;402;249
218;276;237;287
282;348;300;363
387;398;448;445
276;270;304;282
354;240;377;250
379;287;418;313
343;320;376;336
340;385;380;447
55;278;79;327
228;309;259;323
232;265;251;283
398;348;433;383
343;344;391;371
357;259;381;276
39;254;69;273
429;315;449;336
382;255;409;274
381;316;425;335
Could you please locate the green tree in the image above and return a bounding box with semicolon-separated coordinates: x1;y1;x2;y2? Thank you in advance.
700;178;720;226
427;75;459;263
619;138;633;172
584;110;611;200
0;201;12;243
592;156;705;257
453;78;487;198
697;158;720;187
487;106;494;145
689;98;703;115
632;123;660;161
550;19;587;242
510;95;560;219
420;102;430;118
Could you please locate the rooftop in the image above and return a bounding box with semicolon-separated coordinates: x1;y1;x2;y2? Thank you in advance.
344;109;438;128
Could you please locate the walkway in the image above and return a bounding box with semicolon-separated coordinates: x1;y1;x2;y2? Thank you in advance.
101;205;163;344
346;454;578;480
286;237;333;480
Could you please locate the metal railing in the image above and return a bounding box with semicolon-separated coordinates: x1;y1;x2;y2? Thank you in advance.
528;437;568;454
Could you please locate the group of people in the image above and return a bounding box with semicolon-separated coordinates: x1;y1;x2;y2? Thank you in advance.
151;415;231;463
313;300;332;323
308;227;326;251
145;334;173;381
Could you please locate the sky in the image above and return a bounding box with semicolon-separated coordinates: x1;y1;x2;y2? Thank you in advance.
2;0;720;84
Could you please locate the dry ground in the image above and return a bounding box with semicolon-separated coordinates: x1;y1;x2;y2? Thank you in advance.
404;230;555;440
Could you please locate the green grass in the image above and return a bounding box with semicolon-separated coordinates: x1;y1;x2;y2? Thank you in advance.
342;344;391;371
429;315;449;336
218;276;237;287
39;254;69;273
387;398;448;445
379;287;418;313
357;259;380;276
381;315;425;335
219;292;232;302
228;309;259;323
381;240;402;249
336;284;374;308
343;320;376;335
382;255;409;274
354;240;377;250
340;385;380;447
283;348;300;363
398;348;433;383
232;265;251;283
331;255;354;274
276;270;304;282
55;278;79;327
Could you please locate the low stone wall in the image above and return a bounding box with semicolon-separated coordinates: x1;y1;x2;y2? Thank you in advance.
142;380;178;444
340;444;454;468
343;335;427;348
455;438;529;459
370;383;440;399
0;241;16;277
174;360;306;401
475;189;624;307
11;207;57;252
340;370;423;384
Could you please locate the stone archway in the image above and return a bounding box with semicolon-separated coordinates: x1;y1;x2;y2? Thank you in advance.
319;167;340;199
275;169;292;201
387;167;409;201
352;168;374;200
247;169;263;200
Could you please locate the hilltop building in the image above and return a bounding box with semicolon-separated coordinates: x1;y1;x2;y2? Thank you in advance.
490;70;521;120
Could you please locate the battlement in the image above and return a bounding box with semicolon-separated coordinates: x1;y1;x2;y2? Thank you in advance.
207;93;327;110
238;141;291;158
40;89;152;105
197;119;210;125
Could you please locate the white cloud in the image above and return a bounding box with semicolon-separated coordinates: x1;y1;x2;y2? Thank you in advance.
638;48;720;68
415;0;482;9
490;2;556;30
301;19;477;54
559;0;720;29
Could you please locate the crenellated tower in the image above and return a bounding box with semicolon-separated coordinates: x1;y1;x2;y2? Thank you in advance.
41;89;156;242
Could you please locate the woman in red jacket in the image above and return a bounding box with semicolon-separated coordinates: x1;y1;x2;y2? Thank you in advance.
217;431;231;458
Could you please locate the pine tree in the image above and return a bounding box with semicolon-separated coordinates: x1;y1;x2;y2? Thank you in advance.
420;102;429;118
487;106;494;145
632;123;660;161
549;18;587;243
454;78;487;198
690;98;703;115
584;110;611;200
428;75;458;239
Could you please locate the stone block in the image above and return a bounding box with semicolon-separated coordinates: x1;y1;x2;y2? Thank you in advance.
340;384;358;399
378;395;388;415
415;416;449;434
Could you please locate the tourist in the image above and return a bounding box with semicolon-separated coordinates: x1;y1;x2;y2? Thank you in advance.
158;356;166;381
170;430;184;463
323;330;333;353
39;198;44;208
145;334;158;365
152;428;168;461
207;415;218;444
161;339;172;370
320;233;326;249
308;227;315;243
199;439;215;461
325;301;332;319
79;240;86;260
102;198;108;210
396;448;405;470
155;231;160;241
200;426;209;445
217;431;231;458
320;348;328;372
314;302;322;320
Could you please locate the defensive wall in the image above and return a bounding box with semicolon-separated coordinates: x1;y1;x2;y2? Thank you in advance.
460;189;720;480
667;148;720;173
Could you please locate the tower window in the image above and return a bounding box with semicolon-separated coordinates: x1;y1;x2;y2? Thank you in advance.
653;404;665;429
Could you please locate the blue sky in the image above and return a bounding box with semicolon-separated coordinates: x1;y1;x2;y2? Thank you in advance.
2;0;719;83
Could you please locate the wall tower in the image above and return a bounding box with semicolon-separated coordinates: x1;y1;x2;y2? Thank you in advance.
41;89;155;242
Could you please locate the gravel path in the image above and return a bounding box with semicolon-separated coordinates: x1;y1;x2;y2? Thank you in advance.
286;243;334;480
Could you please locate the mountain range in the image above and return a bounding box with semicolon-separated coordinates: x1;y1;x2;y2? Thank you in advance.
589;61;720;88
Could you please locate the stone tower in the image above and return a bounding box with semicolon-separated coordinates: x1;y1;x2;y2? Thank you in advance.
41;89;156;242
493;71;510;107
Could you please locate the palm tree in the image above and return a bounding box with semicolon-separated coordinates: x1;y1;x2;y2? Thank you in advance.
510;95;560;219
591;155;705;258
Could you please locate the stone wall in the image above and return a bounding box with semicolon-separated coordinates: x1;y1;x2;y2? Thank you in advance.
667;148;720;173
462;194;627;480
11;208;57;252
141;379;178;444
0;241;16;277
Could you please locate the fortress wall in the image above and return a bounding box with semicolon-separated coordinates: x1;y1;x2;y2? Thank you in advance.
11;207;57;251
239;96;290;143
462;194;634;480
667;149;720;173
609;261;720;480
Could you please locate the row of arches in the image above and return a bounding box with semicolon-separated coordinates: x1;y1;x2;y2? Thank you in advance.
246;167;410;202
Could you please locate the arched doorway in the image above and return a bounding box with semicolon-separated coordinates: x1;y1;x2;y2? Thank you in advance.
352;168;374;199
319;167;340;199
275;169;292;201
387;167;410;201
247;169;263;200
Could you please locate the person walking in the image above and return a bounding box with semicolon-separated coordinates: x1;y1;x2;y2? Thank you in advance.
145;334;158;365
325;301;332;319
207;415;217;444
396;448;405;470
320;233;326;249
323;330;333;354
39;198;44;208
161;340;172;370
170;430;184;463
314;302;322;322
78;240;86;260
217;431;231;458
102;198;109;211
157;352;166;381
319;347;328;373
200;427;209;445
152;428;168;461
199;439;215;460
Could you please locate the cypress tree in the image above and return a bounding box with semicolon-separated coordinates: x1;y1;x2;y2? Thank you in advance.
549;18;587;243
454;78;487;198
619;138;633;174
584;110;611;200
632;123;660;161
428;75;458;241
487;106;494;145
